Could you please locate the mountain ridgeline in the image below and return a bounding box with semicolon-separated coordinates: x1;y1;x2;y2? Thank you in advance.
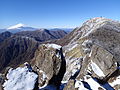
0;17;120;90
0;29;67;72
15;29;67;42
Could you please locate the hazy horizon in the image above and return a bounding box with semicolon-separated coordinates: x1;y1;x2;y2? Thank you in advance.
0;0;120;29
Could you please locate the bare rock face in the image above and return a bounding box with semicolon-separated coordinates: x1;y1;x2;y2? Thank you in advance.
89;45;116;79
63;80;76;90
63;17;120;90
0;84;3;90
31;44;66;89
78;45;117;80
79;17;120;64
0;43;66;90
62;43;82;81
76;17;120;80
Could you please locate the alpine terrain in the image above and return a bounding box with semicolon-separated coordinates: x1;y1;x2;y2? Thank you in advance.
0;17;120;90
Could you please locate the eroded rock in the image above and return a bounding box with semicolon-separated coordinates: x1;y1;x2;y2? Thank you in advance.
64;80;76;90
31;44;66;89
63;17;120;90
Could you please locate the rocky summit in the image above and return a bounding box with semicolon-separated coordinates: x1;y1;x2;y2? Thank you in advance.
0;17;120;90
63;17;120;90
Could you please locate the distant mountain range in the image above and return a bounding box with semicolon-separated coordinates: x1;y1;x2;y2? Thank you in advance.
0;23;73;33
0;28;68;72
1;18;120;90
15;29;67;42
50;28;73;33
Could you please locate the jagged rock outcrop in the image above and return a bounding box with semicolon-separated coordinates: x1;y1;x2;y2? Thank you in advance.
0;29;67;73
77;44;117;80
1;17;120;90
63;80;76;90
0;37;66;89
31;44;66;89
1;43;66;90
63;17;120;90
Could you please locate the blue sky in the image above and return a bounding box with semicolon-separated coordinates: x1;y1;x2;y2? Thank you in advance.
0;0;120;29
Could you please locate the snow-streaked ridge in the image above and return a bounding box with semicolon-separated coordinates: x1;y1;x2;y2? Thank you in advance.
7;23;25;30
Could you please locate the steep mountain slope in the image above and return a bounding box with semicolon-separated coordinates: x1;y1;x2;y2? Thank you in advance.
1;17;120;90
0;29;67;73
31;44;66;89
0;31;12;43
2;44;66;90
0;36;39;72
51;27;81;46
63;17;120;90
15;29;67;42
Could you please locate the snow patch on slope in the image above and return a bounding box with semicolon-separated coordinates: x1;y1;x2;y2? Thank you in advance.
66;43;78;52
45;44;62;50
84;76;105;90
63;57;81;81
109;75;120;87
39;70;48;89
75;80;88;90
79;17;120;38
39;70;47;82
3;66;38;90
75;75;105;90
90;61;105;77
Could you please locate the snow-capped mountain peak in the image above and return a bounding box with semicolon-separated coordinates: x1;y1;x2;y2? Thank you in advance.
7;23;25;30
5;23;37;33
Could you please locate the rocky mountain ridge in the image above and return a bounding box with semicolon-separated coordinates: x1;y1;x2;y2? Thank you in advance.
0;17;120;90
63;17;120;90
